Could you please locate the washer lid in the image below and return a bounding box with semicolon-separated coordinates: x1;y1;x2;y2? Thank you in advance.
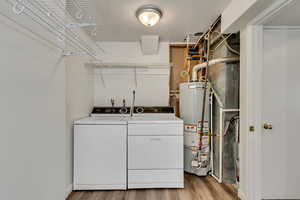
74;116;128;125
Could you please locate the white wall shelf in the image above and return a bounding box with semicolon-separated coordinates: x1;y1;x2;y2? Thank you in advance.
90;62;170;89
88;61;170;69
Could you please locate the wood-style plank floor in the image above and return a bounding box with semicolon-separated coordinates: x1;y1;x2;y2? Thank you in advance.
67;173;239;200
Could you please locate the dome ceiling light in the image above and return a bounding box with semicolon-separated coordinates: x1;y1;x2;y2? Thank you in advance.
136;5;163;27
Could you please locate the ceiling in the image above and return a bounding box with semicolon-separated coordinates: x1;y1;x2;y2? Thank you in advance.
265;0;300;26
88;0;231;42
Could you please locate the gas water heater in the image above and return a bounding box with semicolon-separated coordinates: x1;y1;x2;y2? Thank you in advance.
180;82;210;176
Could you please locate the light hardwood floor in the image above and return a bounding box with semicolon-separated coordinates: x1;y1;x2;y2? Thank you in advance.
67;173;239;200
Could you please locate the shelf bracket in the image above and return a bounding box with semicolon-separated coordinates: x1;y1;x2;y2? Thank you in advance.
134;67;138;88
62;51;88;56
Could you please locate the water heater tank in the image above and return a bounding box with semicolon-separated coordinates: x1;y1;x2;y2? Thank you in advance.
180;82;209;124
180;82;210;176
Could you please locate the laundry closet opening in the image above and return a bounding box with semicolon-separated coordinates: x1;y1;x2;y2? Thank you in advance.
4;0;300;199
69;15;240;200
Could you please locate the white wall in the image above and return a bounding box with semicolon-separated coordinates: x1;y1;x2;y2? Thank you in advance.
97;42;169;64
0;4;65;200
65;56;94;195
0;2;96;199
63;2;99;192
94;42;170;107
222;0;275;33
94;67;170;106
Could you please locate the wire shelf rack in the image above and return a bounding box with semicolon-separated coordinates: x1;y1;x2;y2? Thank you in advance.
4;0;103;59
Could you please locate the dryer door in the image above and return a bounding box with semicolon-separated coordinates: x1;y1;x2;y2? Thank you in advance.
128;135;183;169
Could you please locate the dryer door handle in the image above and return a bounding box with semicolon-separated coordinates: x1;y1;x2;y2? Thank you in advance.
149;138;162;141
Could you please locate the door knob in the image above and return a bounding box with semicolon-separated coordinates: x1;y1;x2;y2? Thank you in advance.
263;122;273;130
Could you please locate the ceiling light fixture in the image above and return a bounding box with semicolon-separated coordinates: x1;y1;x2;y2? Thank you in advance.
136;5;162;27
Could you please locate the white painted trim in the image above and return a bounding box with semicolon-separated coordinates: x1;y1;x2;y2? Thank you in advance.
211;174;221;183
210;93;214;180
241;23;264;200
242;26;252;200
249;25;263;200
128;182;184;189
219;108;223;183
211;108;240;184
264;25;300;30
65;184;73;199
222;109;240;112
73;184;126;190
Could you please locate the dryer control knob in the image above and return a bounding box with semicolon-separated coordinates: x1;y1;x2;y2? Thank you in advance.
136;107;144;114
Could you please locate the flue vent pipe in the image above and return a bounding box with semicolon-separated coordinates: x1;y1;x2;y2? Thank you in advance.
191;57;240;81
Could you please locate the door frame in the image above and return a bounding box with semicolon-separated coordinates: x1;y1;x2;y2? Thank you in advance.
244;0;295;199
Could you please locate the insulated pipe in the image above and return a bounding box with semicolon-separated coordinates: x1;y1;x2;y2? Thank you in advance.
191;57;240;81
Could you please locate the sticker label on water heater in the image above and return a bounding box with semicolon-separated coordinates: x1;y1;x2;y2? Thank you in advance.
198;121;209;133
184;124;197;132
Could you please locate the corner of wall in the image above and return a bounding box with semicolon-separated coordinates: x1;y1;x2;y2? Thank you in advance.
65;184;73;199
65;54;95;192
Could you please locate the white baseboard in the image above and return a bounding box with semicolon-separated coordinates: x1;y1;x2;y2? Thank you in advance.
238;189;246;200
65;184;73;199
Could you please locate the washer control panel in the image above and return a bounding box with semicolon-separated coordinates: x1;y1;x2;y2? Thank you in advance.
92;107;130;114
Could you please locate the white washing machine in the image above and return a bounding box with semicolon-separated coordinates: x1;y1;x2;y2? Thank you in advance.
73;107;129;190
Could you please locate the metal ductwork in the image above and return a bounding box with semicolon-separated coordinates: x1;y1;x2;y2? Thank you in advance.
191;57;240;82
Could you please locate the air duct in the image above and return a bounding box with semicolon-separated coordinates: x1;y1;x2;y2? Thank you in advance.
191;57;240;81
